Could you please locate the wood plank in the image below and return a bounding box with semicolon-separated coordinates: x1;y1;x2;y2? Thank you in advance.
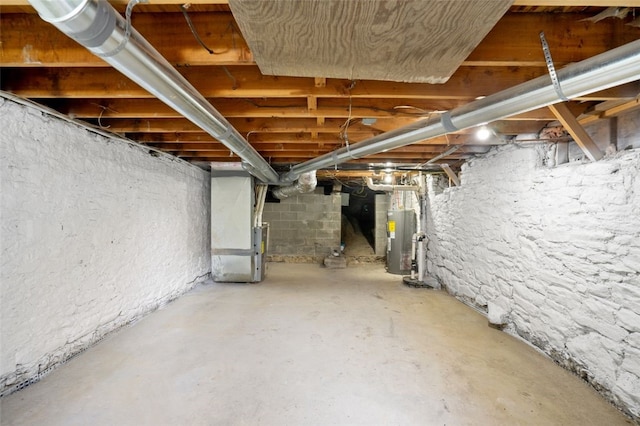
0;12;252;67
85;102;591;135
3;12;638;68
441;164;461;186
94;117;393;133
176;150;472;160
31;97;469;119
230;0;511;83
145;142;492;154
577;98;640;126
3;1;635;7
465;12;640;67
548;102;604;161
5;66;637;101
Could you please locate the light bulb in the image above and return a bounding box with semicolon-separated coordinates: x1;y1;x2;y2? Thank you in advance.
476;126;492;141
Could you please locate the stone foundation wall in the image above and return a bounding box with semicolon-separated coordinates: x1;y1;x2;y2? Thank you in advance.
426;143;640;419
0;98;211;395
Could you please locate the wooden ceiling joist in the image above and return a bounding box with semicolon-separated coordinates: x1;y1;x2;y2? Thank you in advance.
2;3;638;174
5;66;638;101
3;12;637;68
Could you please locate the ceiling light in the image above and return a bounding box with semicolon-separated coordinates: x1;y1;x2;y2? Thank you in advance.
384;173;393;184
476;126;492;141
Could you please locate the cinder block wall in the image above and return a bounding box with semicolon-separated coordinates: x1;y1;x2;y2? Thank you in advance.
0;98;211;396
263;189;341;260
426;143;640;419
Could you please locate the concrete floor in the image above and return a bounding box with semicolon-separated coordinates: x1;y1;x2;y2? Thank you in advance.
1;263;631;425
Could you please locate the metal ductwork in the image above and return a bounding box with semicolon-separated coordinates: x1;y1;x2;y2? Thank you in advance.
272;171;317;199
365;177;418;193
280;39;640;183
28;0;279;184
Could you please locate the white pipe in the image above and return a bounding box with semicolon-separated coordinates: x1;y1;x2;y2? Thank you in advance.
272;171;317;199
280;39;640;183
366;177;418;193
410;233;418;280
28;0;279;184
417;234;426;283
255;185;267;227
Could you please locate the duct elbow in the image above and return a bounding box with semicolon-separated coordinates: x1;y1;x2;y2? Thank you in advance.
273;171;317;199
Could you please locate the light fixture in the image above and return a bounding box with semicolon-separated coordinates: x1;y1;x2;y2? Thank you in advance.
384;173;393;184
476;126;492;141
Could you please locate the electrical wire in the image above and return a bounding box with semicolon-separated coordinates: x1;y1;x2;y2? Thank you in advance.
180;3;216;54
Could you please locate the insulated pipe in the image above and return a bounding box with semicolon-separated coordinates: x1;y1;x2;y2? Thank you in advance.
280;39;640;183
272;171;317;199
28;0;279;184
366;177;418;192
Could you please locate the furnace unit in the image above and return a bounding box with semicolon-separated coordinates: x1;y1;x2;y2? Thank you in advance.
210;165;269;283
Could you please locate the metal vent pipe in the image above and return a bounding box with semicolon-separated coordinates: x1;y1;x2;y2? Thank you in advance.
272;171;317;199
280;39;640;183
28;0;279;184
365;177;418;193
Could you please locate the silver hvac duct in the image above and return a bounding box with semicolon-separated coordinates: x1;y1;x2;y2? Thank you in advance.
272;171;317;199
365;177;418;192
280;39;640;183
28;0;279;184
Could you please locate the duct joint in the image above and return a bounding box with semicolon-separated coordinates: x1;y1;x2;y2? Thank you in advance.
440;111;458;133
273;171;317;199
366;177;418;192
97;0;147;57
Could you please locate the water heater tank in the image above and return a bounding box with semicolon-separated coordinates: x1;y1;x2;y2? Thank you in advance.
386;210;416;275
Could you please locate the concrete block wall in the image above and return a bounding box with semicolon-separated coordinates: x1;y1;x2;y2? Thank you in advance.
374;194;389;256
0;97;211;396
426;143;640;419
263;189;341;260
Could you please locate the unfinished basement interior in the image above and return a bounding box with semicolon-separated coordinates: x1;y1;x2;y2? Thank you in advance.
1;0;640;424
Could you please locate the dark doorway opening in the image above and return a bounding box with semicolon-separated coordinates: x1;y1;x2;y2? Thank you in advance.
341;184;376;256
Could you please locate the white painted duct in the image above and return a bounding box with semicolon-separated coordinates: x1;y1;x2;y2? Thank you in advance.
365;177;418;192
28;0;279;184
272;171;317;199
280;39;640;183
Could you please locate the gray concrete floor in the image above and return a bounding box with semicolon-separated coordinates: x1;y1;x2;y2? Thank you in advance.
1;263;631;425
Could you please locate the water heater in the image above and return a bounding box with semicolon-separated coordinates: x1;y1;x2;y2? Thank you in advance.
386;210;416;275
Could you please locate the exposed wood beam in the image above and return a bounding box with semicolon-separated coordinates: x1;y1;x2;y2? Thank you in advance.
100;117;394;133
0;13;251;67
34;98;586;123
130;131;484;146
548;102;604;161
5;66;637;101
466;12;640;67
441;164;461;186
175;150;473;161
145;142;492;154
577;98;640;125
2;1;636;6
3;12;638;68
